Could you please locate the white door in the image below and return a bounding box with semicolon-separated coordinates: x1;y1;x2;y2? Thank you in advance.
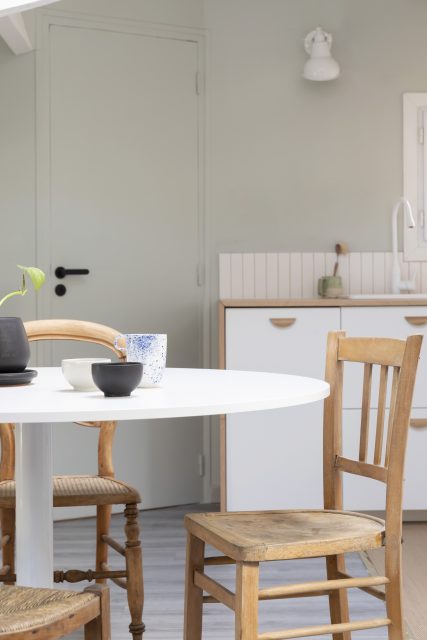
38;23;204;516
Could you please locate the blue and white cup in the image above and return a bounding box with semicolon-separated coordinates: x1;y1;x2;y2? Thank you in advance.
114;334;167;388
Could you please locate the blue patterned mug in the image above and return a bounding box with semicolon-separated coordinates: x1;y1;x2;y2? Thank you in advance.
114;334;167;387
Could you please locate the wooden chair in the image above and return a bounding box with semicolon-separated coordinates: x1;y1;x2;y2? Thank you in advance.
0;583;109;640
184;331;423;640
0;319;144;640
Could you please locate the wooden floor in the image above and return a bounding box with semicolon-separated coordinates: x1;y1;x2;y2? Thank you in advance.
51;504;408;640
366;522;427;640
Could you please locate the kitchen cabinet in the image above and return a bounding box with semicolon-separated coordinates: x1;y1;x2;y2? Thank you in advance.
221;299;427;517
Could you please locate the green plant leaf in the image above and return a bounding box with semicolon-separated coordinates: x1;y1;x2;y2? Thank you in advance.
0;289;25;307
17;265;46;291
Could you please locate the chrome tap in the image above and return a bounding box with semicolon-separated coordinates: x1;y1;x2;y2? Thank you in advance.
391;197;416;294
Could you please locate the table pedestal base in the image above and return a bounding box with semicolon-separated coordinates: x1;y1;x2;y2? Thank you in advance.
15;422;53;587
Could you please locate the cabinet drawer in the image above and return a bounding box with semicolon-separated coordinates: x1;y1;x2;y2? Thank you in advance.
226;308;340;377
227;404;324;511
225;307;339;510
342;307;427;409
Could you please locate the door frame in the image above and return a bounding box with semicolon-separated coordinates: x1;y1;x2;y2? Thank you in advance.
34;9;212;501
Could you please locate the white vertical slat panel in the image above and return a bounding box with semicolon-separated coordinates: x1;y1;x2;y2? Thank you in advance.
242;253;255;298
361;252;373;294
349;252;361;295
219;253;231;299
266;253;279;298
254;253;267;298
384;252;393;293
421;262;427;293
325;253;336;277
290;253;302;298
278;253;290;298
373;252;386;294
399;252;409;287
230;253;243;299
219;252;427;299
302;253;314;297
409;261;421;293
313;253;326;291
339;254;350;295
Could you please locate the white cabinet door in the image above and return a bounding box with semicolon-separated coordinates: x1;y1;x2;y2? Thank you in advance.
404;411;427;510
342;408;427;511
342;307;427;512
341;307;427;409
341;409;386;511
225;308;340;510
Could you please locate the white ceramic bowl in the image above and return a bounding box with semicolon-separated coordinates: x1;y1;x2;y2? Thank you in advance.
61;358;111;391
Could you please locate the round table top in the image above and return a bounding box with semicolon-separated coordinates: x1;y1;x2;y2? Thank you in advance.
0;367;329;423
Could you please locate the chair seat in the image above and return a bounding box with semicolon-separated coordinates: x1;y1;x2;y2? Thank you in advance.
185;509;385;562
0;585;98;633
0;475;141;507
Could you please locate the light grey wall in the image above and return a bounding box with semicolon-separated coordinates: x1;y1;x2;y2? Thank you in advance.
204;0;427;255
1;0;427;497
203;0;427;491
52;0;204;27
0;34;37;320
0;0;203;318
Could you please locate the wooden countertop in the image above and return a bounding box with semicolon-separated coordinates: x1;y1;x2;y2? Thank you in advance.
220;298;427;308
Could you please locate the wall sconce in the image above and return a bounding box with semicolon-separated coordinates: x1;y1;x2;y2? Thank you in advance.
303;27;340;81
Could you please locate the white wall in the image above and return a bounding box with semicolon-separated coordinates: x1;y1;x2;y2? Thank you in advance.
0;35;36;319
2;0;427;498
0;0;203;318
204;0;427;254
52;0;204;27
203;0;427;490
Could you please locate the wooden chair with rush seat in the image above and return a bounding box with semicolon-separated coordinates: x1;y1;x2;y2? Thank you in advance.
184;331;422;640
0;319;144;640
0;583;109;640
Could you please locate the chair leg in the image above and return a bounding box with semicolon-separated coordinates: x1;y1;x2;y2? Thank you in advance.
84;583;111;640
235;562;259;640
385;548;405;640
124;503;145;640
96;504;112;583
1;508;15;584
183;533;205;640
326;554;351;640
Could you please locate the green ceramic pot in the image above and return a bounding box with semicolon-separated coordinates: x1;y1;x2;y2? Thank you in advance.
318;276;343;298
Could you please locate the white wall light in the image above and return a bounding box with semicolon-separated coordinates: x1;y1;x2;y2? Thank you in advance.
303;26;340;82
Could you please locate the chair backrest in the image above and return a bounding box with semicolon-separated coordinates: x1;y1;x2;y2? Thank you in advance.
323;331;422;535
0;319;125;481
24;319;125;361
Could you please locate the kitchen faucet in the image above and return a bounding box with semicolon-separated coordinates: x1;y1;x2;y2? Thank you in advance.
391;197;416;294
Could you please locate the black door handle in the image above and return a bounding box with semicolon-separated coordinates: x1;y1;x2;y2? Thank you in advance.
55;266;90;279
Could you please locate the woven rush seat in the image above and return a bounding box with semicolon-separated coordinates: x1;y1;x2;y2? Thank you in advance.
0;585;98;633
0;475;141;507
186;510;385;562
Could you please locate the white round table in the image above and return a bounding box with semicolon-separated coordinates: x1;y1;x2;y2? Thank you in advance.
0;367;329;587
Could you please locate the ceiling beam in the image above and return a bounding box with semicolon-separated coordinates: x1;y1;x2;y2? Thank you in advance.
0;12;32;54
0;1;58;18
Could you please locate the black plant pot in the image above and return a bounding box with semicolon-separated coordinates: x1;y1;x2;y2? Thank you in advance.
0;317;30;373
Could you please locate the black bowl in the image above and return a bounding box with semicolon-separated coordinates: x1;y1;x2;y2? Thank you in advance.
91;362;143;397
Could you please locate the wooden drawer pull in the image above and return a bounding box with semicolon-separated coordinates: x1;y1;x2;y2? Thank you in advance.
405;316;427;326
270;318;296;329
410;419;427;429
